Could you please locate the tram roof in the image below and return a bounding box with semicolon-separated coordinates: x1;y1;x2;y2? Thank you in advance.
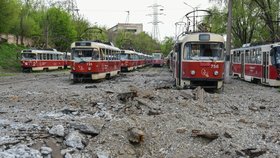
177;32;224;43
122;50;138;54
231;42;280;51
21;49;64;55
71;41;121;51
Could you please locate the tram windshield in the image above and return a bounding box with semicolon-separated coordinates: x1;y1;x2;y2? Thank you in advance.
152;53;162;59
72;48;99;62
21;53;36;60
184;43;224;60
271;46;280;65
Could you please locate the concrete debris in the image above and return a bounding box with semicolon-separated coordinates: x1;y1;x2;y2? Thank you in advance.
192;86;204;102
0;144;42;158
176;127;187;134
128;127;145;144
117;92;137;102
40;146;52;155
71;123;99;136
65;131;85;149
0;67;280;157
191;130;219;141
49;125;65;137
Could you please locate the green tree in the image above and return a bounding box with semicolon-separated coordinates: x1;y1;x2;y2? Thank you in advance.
0;0;20;33
46;7;77;51
160;37;174;56
253;0;279;41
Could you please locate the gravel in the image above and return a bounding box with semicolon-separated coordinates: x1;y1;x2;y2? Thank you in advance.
0;68;279;157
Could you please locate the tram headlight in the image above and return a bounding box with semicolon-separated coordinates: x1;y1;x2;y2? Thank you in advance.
88;67;92;71
214;71;219;76
190;70;196;75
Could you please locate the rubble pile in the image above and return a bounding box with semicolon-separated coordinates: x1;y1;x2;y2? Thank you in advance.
0;68;279;157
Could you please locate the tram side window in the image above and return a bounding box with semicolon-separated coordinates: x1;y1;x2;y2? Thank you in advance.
256;49;261;64
38;54;42;60
43;54;47;60
92;49;100;60
250;49;256;63
245;50;250;63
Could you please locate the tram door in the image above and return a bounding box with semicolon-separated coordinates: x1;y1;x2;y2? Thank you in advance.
241;51;245;78
262;52;269;83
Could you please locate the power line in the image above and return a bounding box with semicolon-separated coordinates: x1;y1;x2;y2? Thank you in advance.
147;1;165;41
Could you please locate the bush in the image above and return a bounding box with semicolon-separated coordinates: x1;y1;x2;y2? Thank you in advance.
0;43;25;72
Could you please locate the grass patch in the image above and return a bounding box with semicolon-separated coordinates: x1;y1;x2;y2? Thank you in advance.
0;73;16;77
0;43;25;72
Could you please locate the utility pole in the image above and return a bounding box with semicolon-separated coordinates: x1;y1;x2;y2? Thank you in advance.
224;0;233;83
147;1;164;41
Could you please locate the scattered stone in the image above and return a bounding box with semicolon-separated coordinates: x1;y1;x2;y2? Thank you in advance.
65;131;85;149
238;119;248;124
61;108;78;115
24;119;33;123
0;137;20;146
148;109;162;116
96;150;110;158
241;148;267;157
41;146;52;155
0;144;42;158
259;106;266;110
249;105;259;112
71;124;99;136
224;132;233;138
155;85;172;90
64;153;72;158
128;127;145;144
191;130;219;141
117;92;137;102
105;90;114;94
193;86;204;102
85;85;97;89
49;125;65;137
257;123;270;129
176;127;187;134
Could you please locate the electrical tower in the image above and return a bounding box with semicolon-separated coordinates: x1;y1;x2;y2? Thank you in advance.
148;1;164;41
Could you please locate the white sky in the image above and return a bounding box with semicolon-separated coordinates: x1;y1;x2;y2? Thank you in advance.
76;0;215;41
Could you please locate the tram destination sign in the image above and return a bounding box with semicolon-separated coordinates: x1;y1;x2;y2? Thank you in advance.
199;34;210;41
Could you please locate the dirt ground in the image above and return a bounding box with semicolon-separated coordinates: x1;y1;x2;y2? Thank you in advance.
0;67;279;158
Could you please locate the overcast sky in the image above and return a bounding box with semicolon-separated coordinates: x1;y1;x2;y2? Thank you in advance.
76;0;215;41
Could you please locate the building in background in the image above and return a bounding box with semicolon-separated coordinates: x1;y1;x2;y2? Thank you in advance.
108;23;143;34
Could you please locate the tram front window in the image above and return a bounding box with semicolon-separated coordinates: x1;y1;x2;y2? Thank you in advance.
185;43;224;60
72;48;99;62
21;53;36;60
152;53;161;59
275;47;280;64
271;46;280;66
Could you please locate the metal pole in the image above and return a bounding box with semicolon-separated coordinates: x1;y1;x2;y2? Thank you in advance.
193;9;195;32
224;0;233;83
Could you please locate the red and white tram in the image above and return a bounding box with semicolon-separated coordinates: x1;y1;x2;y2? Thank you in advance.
70;41;121;81
173;33;225;89
231;42;280;86
120;50;138;72
152;53;164;67
20;49;66;72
